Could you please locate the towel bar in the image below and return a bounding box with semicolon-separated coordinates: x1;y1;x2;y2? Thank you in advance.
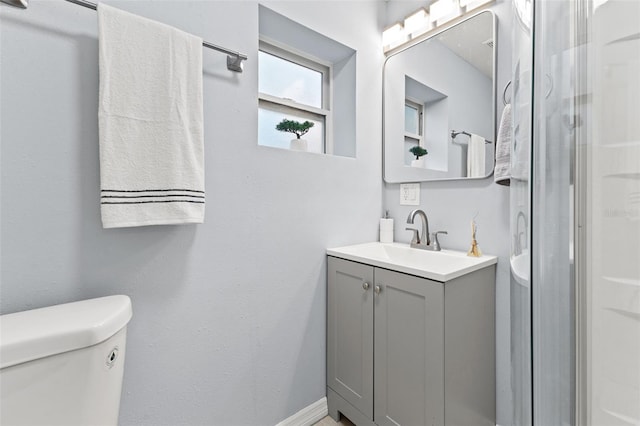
451;130;492;144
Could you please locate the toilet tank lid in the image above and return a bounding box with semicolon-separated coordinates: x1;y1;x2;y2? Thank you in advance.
0;295;132;369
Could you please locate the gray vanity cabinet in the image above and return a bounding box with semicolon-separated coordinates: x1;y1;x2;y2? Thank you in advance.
327;256;496;426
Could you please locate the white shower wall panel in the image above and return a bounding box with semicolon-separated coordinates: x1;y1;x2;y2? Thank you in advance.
589;1;640;424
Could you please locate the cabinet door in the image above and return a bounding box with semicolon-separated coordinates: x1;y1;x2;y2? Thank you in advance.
327;257;374;419
374;268;444;426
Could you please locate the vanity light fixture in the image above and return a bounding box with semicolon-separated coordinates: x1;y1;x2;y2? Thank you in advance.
404;9;432;39
382;22;407;51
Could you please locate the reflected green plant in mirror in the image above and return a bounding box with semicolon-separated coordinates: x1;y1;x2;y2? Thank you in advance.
409;145;428;160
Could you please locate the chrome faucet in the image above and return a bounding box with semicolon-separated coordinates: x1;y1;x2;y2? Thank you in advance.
514;211;528;255
406;209;447;251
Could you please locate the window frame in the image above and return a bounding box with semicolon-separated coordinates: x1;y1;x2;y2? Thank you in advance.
404;97;424;145
258;39;333;153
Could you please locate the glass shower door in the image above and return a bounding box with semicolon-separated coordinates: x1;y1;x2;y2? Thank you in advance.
511;0;575;424
512;1;639;425
510;0;533;424
530;0;575;424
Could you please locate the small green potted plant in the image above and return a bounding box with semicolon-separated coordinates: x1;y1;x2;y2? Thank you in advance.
409;145;428;167
276;119;315;151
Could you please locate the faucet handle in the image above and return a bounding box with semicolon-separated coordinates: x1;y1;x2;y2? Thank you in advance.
429;231;448;251
406;227;420;244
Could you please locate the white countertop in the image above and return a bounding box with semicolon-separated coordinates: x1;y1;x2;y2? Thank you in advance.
327;242;497;282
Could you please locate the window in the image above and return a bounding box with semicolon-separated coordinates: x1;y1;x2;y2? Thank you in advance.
404;98;424;165
404;75;448;170
404;98;423;144
258;41;331;154
258;5;356;157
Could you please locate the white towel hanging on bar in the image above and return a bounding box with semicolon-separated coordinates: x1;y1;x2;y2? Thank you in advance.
98;3;205;228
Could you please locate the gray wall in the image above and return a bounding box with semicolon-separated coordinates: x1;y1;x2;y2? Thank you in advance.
383;1;513;425
0;1;383;425
1;0;514;425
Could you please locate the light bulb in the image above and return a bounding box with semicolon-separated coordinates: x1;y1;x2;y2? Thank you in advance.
404;9;432;38
382;22;407;50
429;0;461;25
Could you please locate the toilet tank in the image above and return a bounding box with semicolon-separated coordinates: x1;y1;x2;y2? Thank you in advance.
0;295;133;426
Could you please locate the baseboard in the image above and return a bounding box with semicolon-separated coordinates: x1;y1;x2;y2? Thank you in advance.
275;397;328;426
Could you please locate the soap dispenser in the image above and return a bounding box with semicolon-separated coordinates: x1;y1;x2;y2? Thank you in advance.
380;210;394;243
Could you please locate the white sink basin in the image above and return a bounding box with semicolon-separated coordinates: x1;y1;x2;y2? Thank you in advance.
327;242;497;282
510;251;530;286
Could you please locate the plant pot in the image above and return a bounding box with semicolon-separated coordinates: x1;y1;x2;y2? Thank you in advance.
411;158;426;168
290;138;308;151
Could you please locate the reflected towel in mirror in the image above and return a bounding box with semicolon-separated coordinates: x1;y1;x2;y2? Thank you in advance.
467;133;486;178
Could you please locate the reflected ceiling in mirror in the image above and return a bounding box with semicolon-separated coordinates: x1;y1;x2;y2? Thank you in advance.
383;10;496;182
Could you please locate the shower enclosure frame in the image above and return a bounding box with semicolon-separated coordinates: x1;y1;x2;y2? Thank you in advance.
513;0;640;425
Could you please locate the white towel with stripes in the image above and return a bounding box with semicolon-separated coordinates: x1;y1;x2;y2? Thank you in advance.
98;3;204;228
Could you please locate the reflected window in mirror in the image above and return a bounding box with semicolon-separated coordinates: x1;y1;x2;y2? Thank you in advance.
404;99;424;165
404;100;423;140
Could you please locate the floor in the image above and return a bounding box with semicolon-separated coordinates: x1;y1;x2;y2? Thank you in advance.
313;415;355;426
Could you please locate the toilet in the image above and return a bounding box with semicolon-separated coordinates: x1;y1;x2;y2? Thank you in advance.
0;295;132;426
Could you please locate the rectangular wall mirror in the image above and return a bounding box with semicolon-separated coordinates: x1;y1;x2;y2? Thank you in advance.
383;10;497;182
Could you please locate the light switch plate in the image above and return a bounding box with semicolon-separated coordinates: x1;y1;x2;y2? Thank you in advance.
400;183;420;205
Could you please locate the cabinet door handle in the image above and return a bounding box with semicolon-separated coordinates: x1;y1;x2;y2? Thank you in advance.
362;282;370;291
374;285;382;295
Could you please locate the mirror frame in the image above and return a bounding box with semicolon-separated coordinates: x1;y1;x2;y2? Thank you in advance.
382;10;497;183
